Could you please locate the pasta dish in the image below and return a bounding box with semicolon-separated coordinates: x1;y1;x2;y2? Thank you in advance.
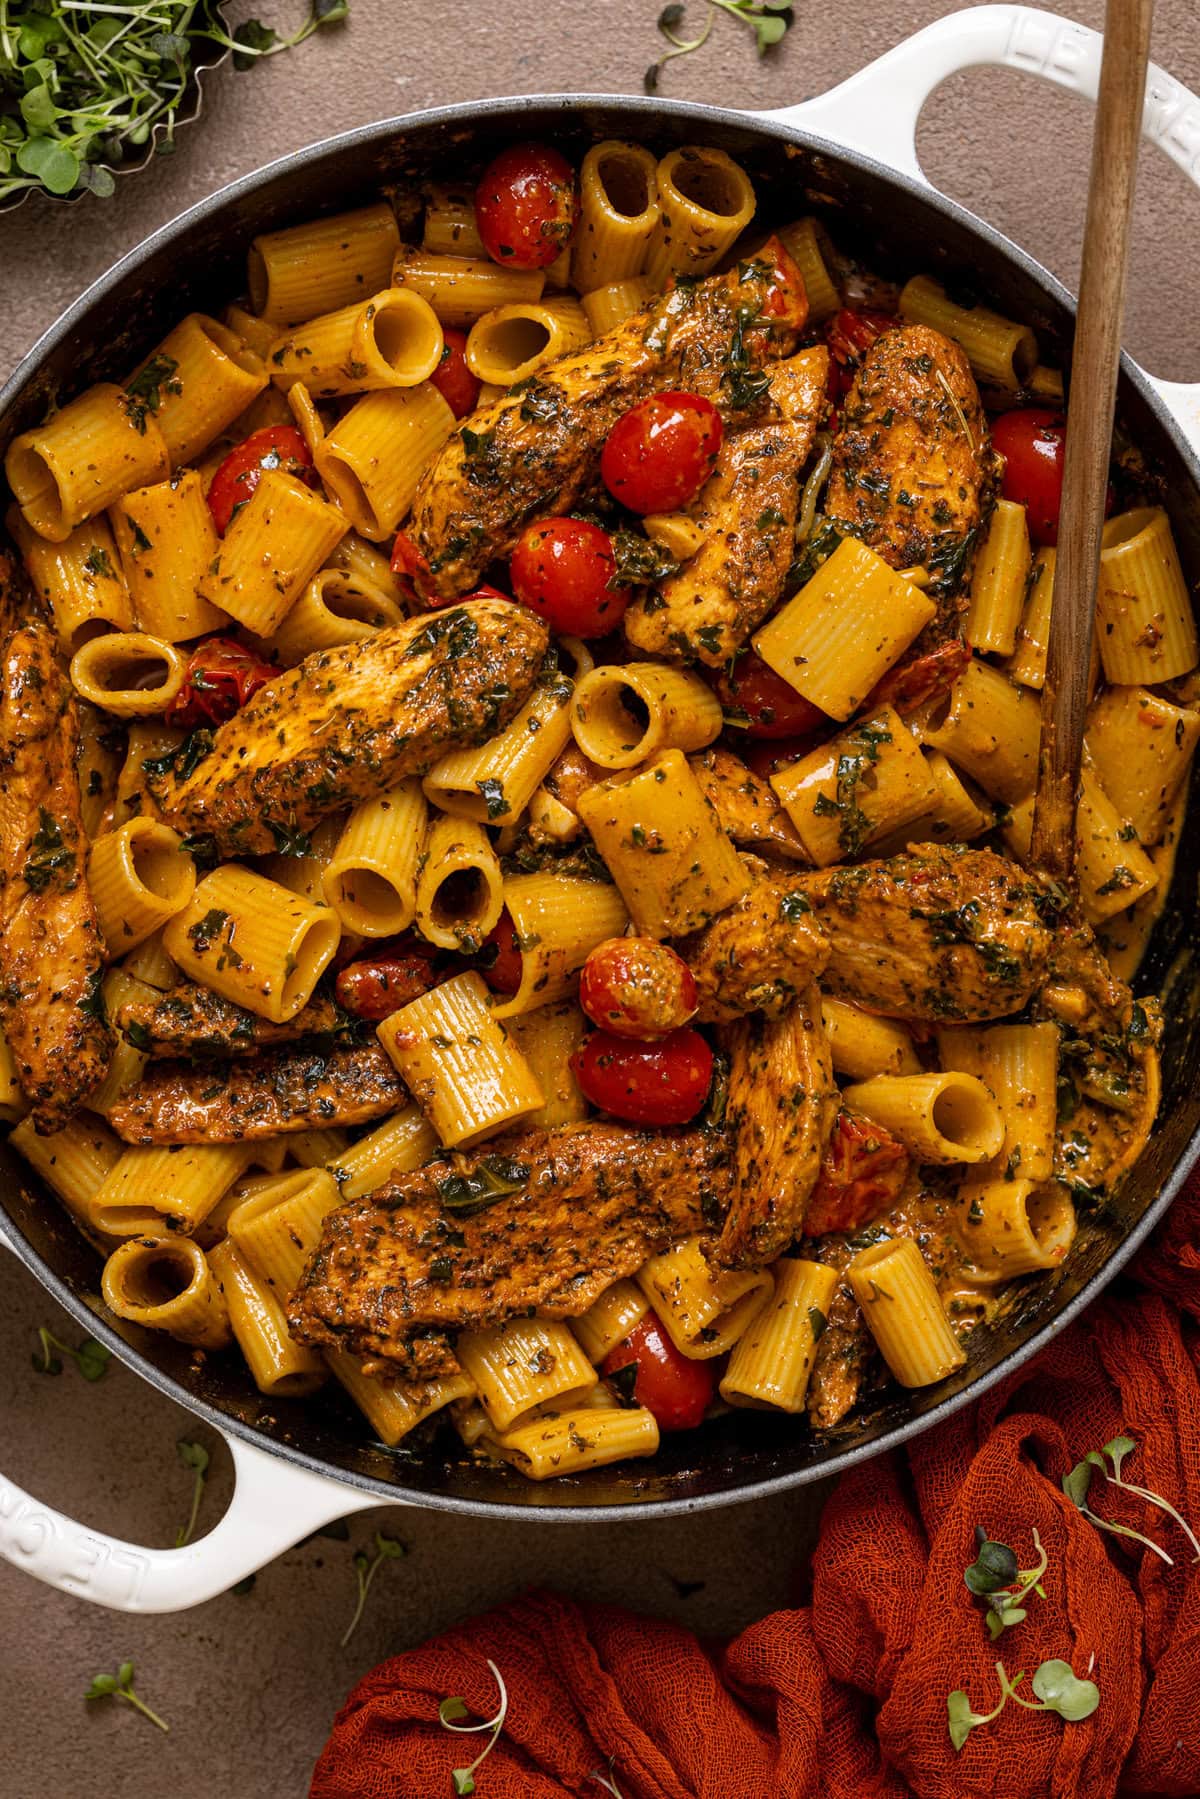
0;138;1184;1482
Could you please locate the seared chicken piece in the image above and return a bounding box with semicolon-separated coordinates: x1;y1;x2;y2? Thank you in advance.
825;324;997;591
152;599;547;856
107;1041;405;1143
406;241;808;600
715;989;838;1267
116;983;346;1058
290;1121;731;1378
625;350;830;665
805;844;1053;1022
689;748;806;862
0;615;112;1130
679;862;829;1023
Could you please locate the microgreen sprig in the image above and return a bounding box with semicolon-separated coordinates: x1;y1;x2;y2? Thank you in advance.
589;1762;625;1797
948;1657;1099;1752
645;1;793;93
438;1660;508;1795
340;1532;407;1648
175;1439;209;1547
85;1660;169;1733
1062;1432;1200;1566
964;1525;1049;1639
32;1326;110;1381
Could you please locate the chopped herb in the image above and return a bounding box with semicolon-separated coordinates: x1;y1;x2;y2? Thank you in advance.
187;907;230;953
23;808;73;892
142;726;214;783
807;1305;827;1342
266;819;313;857
609;527;680;588
124;355;181;434
84;546;115;579
476;778;508;819
436;1156;532;1215
778;890;811;921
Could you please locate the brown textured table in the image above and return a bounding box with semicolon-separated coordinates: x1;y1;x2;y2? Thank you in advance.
2;4;1199;1795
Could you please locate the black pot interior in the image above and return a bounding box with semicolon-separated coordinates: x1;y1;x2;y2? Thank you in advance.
4;98;1199;1518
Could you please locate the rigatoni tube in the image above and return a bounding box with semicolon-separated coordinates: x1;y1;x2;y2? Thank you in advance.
841;1072;1004;1165
248;202;401;327
572;141;659;291
457;1318;596;1431
644;146;756;284
1096;508;1199;684
571;1278;651;1364
314;384;455;541
6;382;169;541
207;1237;327;1397
847;1238;966;1387
720;1258;840;1412
569;664;722;768
322;780;427;939
69;633;187;719
109;470;225;642
377;970;544;1148
199;467;348;636
6;506;133;652
489;874;629;1020
771;707;935;866
163;865;341;1023
101;1236;232;1350
952;1178;1077;1283
637;1237;773;1359
130;313;267;467
268;288;443;397
485;1401;659;1479
88;819;196;955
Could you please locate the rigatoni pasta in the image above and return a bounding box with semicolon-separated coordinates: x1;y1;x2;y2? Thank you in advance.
322;780;427;938
314;384;455;540
848;1238;967;1387
899;275;1037;390
393;246;546;326
423;662;575;823
1096;508;1198;683
720;1258;840;1411
840;1072;1005;1165
163;865;340;1022
87;818;196;953
570;663;722;769
413;814;504;951
101;1235;232;1350
644;146;756;283
69;633;187;719
771;708;936;866
377;971;544;1147
488;873;629;1019
248;202;401;326
199;467;348;634
6;382;169;540
109;470;225;640
465;297;591;386
130;313;268;468
267;288;443;397
6;506;133;651
572;141;659;291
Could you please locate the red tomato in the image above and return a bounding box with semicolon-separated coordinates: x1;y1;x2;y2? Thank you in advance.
752;235;810;334
334;941;440;1021
164;636;277;729
479;909;522;995
741;736;821;781
572;1026;713;1126
824;307;894;402
579;937;697;1041
475;142;576;270
601;1314;715;1431
863;637;972;717
803;1111;910;1237
206;426;315;535
510;517;629;637
990;409;1067;546
714;651;829;740
429;326;481;419
599;392;723;515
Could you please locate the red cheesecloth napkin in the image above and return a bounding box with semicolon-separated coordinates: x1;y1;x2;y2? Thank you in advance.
311;1176;1200;1799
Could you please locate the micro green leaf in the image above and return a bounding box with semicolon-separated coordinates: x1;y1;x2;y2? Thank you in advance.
964;1529;1019;1595
175;1439;210;1547
1031;1658;1101;1722
1062;1459;1094;1510
85;1661;169;1732
1085;1431;1200;1563
964;1526;1048;1638
438;1659;508;1795
340;1532;408;1647
32;1327;110;1381
589;1762;624;1797
1063;1454;1175;1565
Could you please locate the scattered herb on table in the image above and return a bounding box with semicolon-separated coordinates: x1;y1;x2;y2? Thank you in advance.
31;1326;110;1382
0;2;351;205
589;1762;625;1797
964;1524;1049;1639
438;1659;508;1794
948;1657;1100;1752
1062;1432;1200;1564
340;1531;407;1647
645;1;793;93
85;1660;169;1733
175;1438;210;1547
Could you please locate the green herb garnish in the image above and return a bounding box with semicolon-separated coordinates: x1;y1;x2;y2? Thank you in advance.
32;1325;110;1381
645;0;792;91
964;1525;1048;1639
175;1438;209;1547
948;1658;1099;1752
340;1532;407;1647
1063;1433;1200;1565
85;1660;169;1733
438;1660;508;1794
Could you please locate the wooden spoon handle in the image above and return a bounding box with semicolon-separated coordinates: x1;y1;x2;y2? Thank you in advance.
1029;0;1155;880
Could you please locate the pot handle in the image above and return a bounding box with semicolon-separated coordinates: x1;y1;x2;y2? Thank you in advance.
768;3;1200;453
0;1213;377;1612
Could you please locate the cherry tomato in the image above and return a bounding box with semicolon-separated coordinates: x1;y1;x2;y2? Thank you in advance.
863;637;972;717
600;392;723;515
572;1026;713;1126
510;517;629;637
803;1111;910;1237
741;736;822;781
601;1314;715;1431
990;409;1068;546
429;326;481;419
479;908;522;995
579;937;697;1042
206;426;315;536
164;636;277;729
824;307;894;402
335;939;440;1021
714;651;830;740
752;235;810;334
475;142;576;270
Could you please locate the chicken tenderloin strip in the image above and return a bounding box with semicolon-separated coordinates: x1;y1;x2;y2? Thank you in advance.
679;860;829;1023
0;609;112;1130
624;348;830;665
107;1040;405;1143
115;983;347;1058
289;1121;731;1378
151;598;548;857
715;988;838;1267
824;323;998;598
404;239;809;600
689;748;806;862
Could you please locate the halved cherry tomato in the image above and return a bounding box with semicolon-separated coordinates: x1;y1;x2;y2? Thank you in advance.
579;937;697;1042
429;326;481;419
335;939;440;1021
714;650;830;739
601;1314;715;1431
164;636;277;729
824;306;894;402
600;392;723;515
479;908;522;995
572;1026;713;1126
510;517;629;637
803;1110;910;1237
475;142;576;270
990;408;1113;547
863;637;972;717
390;529;430;584
206;426;316;535
751;235;810;334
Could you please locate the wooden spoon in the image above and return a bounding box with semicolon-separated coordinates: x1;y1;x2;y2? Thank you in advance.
1029;0;1155;879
